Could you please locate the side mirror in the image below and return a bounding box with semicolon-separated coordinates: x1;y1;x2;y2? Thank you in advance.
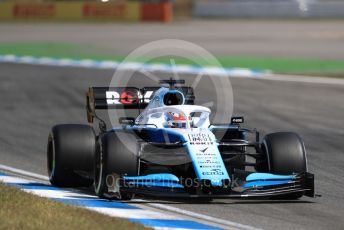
231;116;244;124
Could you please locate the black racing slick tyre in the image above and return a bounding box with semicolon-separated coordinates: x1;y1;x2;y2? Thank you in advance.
47;124;96;187
261;132;307;199
94;131;138;200
262;132;307;174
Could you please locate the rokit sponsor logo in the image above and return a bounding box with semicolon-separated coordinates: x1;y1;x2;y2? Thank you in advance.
106;90;153;105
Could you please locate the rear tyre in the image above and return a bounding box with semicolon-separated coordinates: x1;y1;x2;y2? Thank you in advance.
261;132;307;199
47;124;96;187
94;131;138;200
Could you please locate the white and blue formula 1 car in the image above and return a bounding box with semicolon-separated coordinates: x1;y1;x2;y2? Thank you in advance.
47;79;314;200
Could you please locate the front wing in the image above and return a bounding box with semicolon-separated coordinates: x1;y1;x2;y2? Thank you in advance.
116;172;314;199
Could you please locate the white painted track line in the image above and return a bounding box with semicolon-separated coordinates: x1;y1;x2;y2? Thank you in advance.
0;164;49;181
145;202;263;230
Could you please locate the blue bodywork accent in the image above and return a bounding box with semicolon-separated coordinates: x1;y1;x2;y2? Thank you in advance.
246;173;295;182
244;180;293;189
123;173;179;182
146;128;188;143
112;127;188;144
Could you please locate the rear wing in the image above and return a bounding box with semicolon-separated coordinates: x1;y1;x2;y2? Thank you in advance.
86;87;194;123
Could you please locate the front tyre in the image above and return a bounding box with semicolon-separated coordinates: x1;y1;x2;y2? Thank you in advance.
261;132;307;199
94;131;138;200
47;124;96;187
262;132;307;174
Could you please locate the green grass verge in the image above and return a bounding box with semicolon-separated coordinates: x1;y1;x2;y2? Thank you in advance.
0;42;343;76
0;183;149;230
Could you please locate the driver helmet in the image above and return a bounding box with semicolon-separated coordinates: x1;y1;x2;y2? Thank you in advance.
165;112;189;128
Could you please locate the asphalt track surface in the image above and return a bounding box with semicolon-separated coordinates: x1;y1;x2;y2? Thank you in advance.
1;20;344;59
1;62;344;230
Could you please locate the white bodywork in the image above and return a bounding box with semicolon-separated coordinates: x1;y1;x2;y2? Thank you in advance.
135;87;211;129
136;105;211;129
